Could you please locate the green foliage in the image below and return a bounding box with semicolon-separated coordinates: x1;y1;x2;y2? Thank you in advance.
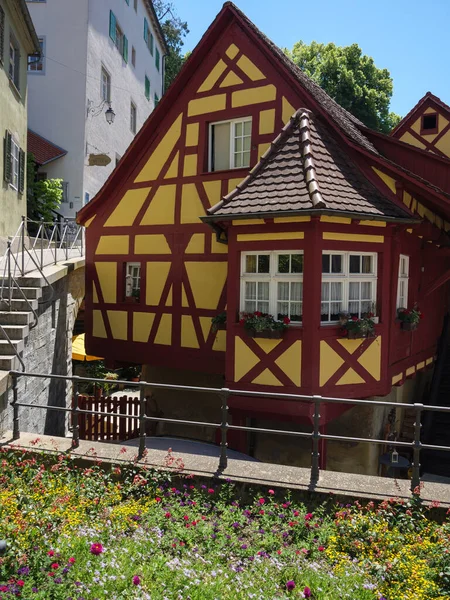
153;0;189;90
285;41;401;133
26;153;63;222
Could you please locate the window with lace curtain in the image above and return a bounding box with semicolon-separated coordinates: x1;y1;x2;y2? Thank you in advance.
241;252;303;323
321;252;377;322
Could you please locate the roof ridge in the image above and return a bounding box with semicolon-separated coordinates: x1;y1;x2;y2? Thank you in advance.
299;112;326;209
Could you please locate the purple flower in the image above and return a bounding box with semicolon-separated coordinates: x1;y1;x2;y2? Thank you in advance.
31;588;38;594
18;566;30;576
286;580;296;591
241;544;248;549
132;575;141;586
54;577;63;584
303;587;312;598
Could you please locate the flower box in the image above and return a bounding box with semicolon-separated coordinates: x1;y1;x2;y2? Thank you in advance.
247;328;284;339
401;321;418;331
347;330;365;340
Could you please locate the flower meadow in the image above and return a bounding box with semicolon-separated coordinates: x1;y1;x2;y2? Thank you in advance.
0;446;449;600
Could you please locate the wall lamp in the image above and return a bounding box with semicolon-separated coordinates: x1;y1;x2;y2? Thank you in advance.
87;100;116;125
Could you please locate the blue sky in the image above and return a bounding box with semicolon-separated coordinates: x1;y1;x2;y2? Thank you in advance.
170;0;450;118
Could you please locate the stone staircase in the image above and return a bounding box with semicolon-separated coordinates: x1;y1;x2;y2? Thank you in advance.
0;280;44;371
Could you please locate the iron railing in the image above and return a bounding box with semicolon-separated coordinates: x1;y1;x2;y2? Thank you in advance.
8;370;450;491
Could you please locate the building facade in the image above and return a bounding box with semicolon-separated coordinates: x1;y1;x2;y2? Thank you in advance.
26;0;166;218
0;0;39;244
77;4;450;474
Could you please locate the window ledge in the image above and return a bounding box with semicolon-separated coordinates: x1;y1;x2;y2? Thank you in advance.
204;167;249;177
8;78;22;100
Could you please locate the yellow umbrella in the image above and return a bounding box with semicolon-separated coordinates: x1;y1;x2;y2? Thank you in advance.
72;333;103;361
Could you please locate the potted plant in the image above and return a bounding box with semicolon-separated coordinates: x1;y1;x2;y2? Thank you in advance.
211;312;227;331
239;311;290;339
397;307;423;331
125;289;140;303
120;364;142;382
102;372;119;396
340;313;376;339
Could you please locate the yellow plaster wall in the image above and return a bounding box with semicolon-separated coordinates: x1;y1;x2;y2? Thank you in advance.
322;232;384;244
96;236;129;255
145;262;171;305
154;314;172;345
275;341;302;386
185;233;205;254
197;59;227;93
282;97;296;124
93;311;107;338
135;114;182;182
225;44;239;59
203;180;222;207
183;154;198;177
259;109;275;135
181;315;200;349
399;131;426;150
237;232;305;242
434;132;450;157
185;123;199;147
181;184;205;224
372;168;397;194
104;188;150;227
133;313;155;343
320;341;344;387
185;262;227;309
234;337;259;381
232;84;276;108
107;310;128;340
188;94;227;117
95;263;117;303
236;55;266;81
135;234;171;254
164;153;179;179
140;185;176;225
220;71;244;87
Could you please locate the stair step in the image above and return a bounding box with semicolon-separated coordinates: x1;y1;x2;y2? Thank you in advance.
0;299;38;312
3;287;43;300
0;324;29;340
0;311;32;325
0;339;24;355
0;355;20;370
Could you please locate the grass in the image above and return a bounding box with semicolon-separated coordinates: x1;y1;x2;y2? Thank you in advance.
0;444;448;599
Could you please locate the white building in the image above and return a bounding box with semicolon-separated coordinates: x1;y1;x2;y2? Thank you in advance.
26;0;166;218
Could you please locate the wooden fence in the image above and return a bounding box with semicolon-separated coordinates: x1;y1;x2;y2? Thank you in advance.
77;394;143;442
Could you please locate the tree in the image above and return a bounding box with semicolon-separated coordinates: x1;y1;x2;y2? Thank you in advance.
26;153;63;223
153;0;189;91
284;41;401;134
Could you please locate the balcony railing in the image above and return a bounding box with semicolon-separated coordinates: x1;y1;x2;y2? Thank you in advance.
8;370;450;492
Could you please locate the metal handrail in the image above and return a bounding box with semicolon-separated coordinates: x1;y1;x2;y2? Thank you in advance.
8;370;450;492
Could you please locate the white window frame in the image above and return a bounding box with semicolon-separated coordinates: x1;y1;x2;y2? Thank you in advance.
321;251;378;323
396;254;409;309
115;21;124;54
125;262;141;297
240;251;304;323
28;36;45;74
208;117;252;172
10;137;20;190
100;65;111;102
130;101;137;134
9;35;20;89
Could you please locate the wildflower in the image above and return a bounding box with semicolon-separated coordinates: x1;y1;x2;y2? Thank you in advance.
208;488;214;494
90;543;104;555
258;498;265;505
304;513;313;520
132;575;141;585
17;580;24;587
165;512;171;518
155;497;161;502
68;558;76;564
286;580;296;591
47;550;55;557
303;587;312;598
51;562;59;569
268;489;275;495
318;545;325;551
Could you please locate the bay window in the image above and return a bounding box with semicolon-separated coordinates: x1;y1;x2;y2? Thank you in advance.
321;252;377;322
241;252;303;323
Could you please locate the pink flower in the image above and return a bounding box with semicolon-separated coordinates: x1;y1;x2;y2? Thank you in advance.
318;545;325;551
165;512;171;518
258;498;265;505
47;550;55;557
208;488;214;494
51;563;59;570
90;543;104;555
155;496;161;502
304;587;312;598
304;513;313;521
268;489;275;495
17;580;24;587
286;580;296;591
68;557;75;564
132;575;141;586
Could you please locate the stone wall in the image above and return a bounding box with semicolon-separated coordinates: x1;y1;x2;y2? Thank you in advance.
0;265;85;437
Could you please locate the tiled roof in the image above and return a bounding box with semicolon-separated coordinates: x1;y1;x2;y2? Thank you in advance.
207;110;413;220
28;130;67;166
226;2;379;156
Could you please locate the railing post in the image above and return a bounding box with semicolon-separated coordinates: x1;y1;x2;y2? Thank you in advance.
21;216;25;276
310;395;321;485
7;242;12;310
64;219;69;261
72;377;80;449
411;403;423;492
219;388;229;471
138;384;146;460
40;219;44;270
11;372;20;440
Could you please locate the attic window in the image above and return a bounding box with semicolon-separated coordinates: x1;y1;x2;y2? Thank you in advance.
421;113;438;134
209;118;252;172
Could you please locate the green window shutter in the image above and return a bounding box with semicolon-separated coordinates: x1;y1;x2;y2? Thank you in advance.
143;18;148;44
109;11;116;43
123;35;128;62
154;92;159;106
3;131;11;183
18;149;25;194
150;33;154;56
155;47;160;71
125;0;129;4
145;76;150;100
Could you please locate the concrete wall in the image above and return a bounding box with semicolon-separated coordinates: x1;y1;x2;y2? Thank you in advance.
0;265;85;437
0;0;32;239
27;0;163;219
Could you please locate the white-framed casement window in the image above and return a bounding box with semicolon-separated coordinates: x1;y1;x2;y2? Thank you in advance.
27;37;45;73
396;254;409;309
130;101;137;134
109;11;128;61
9;34;20;89
321;252;377;322
101;66;111;102
125;262;141;297
209;118;252;172
241;251;304;323
10;137;20;190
